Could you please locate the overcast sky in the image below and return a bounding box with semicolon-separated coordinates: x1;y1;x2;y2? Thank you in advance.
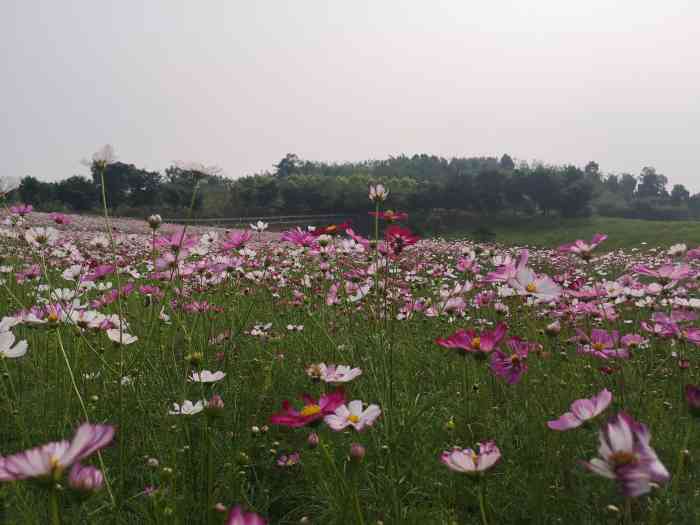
2;1;699;191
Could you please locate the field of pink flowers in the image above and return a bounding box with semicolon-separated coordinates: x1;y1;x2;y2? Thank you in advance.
1;184;699;524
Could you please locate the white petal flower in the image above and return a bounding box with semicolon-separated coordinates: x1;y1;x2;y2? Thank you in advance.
189;370;226;383
0;331;28;358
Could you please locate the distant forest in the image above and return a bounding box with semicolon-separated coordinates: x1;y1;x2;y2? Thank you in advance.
9;153;700;230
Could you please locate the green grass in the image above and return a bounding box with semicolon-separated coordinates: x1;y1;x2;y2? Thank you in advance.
455;216;700;250
1;216;699;524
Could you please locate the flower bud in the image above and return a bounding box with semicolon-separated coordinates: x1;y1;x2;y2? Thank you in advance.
307;432;319;449
206;394;225;417
147;214;162;230
350;443;366;462
685;384;700;416
68;463;104;494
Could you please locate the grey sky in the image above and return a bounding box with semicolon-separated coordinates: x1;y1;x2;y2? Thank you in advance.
2;1;699;191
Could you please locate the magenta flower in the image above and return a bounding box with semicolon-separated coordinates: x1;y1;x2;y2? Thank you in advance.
68;463;104;493
558;233;607;259
368;210;408;223
685;385;700;415
281;227;317;248
582;412;669;497
489;337;532;384
485;249;528;283
576;329;629;360
226;505;267;525
385;225;419;255
276;452;301;467
548;389;612;431
436;322;507;355
9;203;33;217
0;423;115;482
441;441;501;475
270;389;345;428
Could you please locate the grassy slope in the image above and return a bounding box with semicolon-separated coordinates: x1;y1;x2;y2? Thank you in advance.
457;216;700;250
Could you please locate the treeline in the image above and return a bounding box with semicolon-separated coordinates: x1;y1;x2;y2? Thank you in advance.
10;153;700;223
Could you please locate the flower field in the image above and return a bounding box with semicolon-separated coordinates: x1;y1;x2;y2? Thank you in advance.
1;185;699;524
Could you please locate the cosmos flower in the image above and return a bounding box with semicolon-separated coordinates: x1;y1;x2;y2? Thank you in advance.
548;389;613;431
324;400;381;431
68;463;104;493
250;221;269;232
575;329;629;360
270;389;345;428
106;329;138;345
281;228;317;248
368;210;408;222
0;423;115;482
558;233;607;259
50;213;72;225
436;323;507;355
189;370;226;383
489;337;532;384
441;441;501;475
276;452;301;467
306;363;362;383
221;230;253;250
9;203;33;217
508;264;561;302
169;400;206;416
225;506;267;525
385;226;419;255
582;412;669;497
0;331;28;359
369;184;389;202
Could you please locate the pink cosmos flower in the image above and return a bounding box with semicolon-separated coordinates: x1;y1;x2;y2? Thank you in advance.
9;203;33;217
308;363;362;383
226;505;267;525
0;423;114;482
50;212;72;225
582;412;669;497
547;389;612;431
84;264;116;282
441;441;501;475
154;229;197;254
68;463;104;493
575;329;630;360
324;400;381;431
620;334;647;349
558;233;607;259
281;228;317;248
436;322;507;355
270;389;345;428
276;452;301;467
485;249;528;283
221;230;253;251
633;263;695;283
489;337;533;384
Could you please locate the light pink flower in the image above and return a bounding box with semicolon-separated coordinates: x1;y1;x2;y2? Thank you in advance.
324;400;381;431
548;389;612;431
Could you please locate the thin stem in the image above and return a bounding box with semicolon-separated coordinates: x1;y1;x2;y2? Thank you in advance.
478;482;489;525
49;487;61;525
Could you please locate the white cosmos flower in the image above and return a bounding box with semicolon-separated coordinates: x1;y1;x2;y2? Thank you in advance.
318;364;362;383
24;227;60;248
250;221;269;232
169;400;206;416
0;331;28;358
324;400;381;431
189;370;226;383
106;329;138;345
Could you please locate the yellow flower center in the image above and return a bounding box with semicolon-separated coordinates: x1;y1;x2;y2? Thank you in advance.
510;355;520;365
348;414;360;423
471;337;481;350
300;404;321;417
526;283;538;293
592;342;605;351
610;451;637;468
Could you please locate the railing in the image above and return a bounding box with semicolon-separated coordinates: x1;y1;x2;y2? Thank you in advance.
162;213;355;228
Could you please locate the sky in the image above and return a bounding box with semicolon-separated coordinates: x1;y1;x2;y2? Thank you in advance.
2;1;700;191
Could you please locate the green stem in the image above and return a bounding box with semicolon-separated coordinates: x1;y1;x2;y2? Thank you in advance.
49;488;61;525
478;482;489;525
